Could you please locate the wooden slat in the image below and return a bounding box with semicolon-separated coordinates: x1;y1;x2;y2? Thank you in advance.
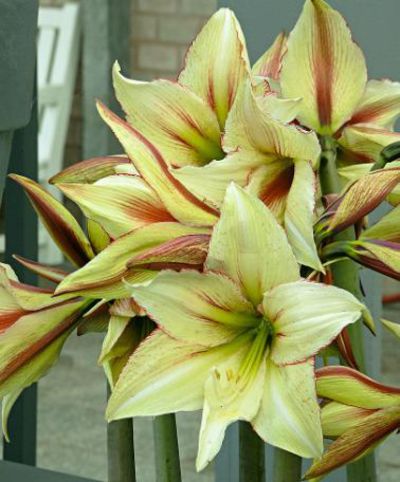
37;8;64;28
38;84;64;104
37;27;56;86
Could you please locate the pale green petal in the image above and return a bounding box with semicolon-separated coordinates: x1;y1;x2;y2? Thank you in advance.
350;79;400;129
316;365;400;409
130;270;258;347
113;63;223;167
99;315;131;364
206;184;299;306
264;281;365;365
55;222;208;300
253;358;323;458
361;205;400;243
1;329;72;439
171;154;254;209
321;401;375;438
196;342;265;470
59;175;174;237
107;330;252;420
285;160;323;271
178;8;250;128
280;0;367;134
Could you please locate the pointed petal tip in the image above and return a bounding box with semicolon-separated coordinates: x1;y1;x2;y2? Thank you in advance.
112;59;121;72
195;456;207;473
381;318;400;339
96;98;106;113
8;173;28;185
214;7;236;19
363;308;376;335
112;60;127;84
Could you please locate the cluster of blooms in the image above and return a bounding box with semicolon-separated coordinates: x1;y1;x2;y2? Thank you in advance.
1;0;400;477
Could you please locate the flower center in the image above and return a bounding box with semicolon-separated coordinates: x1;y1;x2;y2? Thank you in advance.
238;318;272;381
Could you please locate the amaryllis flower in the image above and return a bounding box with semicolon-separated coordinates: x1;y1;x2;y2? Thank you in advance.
51;103;215;300
305;366;400;479
107;7;323;271
0;263;89;438
172;80;322;271
279;0;400;165
106;184;372;470
112;8;249;168
9;174;155;386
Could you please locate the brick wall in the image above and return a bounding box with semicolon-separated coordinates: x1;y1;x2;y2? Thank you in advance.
39;0;217;169
131;0;216;80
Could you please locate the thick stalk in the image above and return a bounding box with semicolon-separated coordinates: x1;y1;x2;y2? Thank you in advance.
153;414;182;482
107;384;136;482
239;421;265;482
272;448;301;482
107;418;136;482
319;136;376;482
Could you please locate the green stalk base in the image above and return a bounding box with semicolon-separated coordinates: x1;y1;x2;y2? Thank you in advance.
347;454;377;482
107;418;136;482
239;421;265;482
153;414;182;482
272;447;301;482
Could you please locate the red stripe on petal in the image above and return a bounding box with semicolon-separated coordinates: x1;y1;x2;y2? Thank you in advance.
317;366;400;396
336;328;359;370
313;6;333;127
206;73;217;111
50;156;131;184
124;199;176;224
350;104;387;126
0;303;83;383
33;198;90;266
0;310;26;332
259;164;295;212
306;408;400;478
263;33;287;80
128;233;210;268
98;103;219;218
356;251;400;281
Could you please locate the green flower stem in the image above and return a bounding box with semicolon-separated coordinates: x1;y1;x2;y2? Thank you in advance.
153;414;182;482
319;136;376;482
272;447;301;482
239;421;265;482
370;140;400;171
322;241;352;259
107;417;136;482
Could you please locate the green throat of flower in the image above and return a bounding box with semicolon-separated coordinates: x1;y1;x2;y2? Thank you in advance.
238;318;274;382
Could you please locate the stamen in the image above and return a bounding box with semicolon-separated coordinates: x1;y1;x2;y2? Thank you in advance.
238;319;271;381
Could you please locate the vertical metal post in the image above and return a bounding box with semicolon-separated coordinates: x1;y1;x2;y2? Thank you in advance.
0;132;13;205
2;86;38;466
82;0;131;159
